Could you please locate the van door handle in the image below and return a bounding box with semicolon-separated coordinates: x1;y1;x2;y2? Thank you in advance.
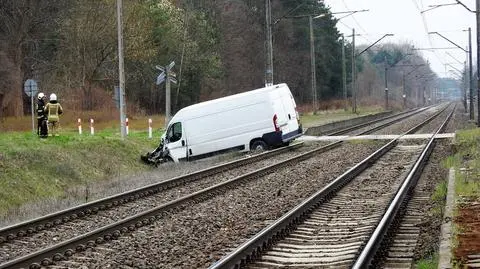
288;114;291;120
181;140;185;146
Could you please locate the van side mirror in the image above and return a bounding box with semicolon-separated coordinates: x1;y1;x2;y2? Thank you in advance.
181;140;185;146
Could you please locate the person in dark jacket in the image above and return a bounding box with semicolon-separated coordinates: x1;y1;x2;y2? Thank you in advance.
45;93;63;136
36;92;48;137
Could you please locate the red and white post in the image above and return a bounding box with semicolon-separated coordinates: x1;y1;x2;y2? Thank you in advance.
90;119;94;135
148;118;152;139
78;118;82;135
126;117;129;135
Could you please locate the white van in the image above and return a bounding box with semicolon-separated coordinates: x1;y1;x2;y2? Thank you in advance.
147;83;302;163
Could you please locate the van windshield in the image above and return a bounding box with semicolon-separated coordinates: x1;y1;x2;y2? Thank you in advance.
166;122;182;143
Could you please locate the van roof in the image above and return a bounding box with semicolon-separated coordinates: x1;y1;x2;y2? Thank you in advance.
171;83;290;121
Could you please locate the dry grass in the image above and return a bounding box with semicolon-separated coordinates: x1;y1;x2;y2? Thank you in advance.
0;110;167;133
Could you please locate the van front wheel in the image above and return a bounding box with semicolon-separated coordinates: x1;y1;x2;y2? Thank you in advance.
251;140;268;151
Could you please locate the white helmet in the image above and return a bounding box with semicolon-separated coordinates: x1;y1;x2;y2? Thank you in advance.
50;93;57;101
38;92;45;100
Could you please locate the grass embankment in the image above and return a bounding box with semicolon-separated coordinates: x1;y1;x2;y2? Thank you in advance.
0;129;159;218
444;128;480;197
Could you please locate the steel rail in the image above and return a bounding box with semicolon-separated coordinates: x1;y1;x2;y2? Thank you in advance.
326;107;424;136
342;104;444;136
208;103;452;269
351;104;455;268
0;142;303;243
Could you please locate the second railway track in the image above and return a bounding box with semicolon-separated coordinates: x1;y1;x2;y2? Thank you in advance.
211;104;455;269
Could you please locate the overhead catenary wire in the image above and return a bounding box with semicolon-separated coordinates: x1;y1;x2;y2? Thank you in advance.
412;0;447;76
340;0;372;44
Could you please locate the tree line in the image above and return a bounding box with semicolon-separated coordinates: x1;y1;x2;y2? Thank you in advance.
0;0;443;119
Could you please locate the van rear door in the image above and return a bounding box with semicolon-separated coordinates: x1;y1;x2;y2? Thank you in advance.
279;88;300;136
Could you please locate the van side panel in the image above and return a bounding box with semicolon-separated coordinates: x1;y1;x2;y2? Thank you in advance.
185;101;274;157
165;83;302;161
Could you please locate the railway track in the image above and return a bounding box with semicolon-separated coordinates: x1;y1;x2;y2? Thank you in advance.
0;104;449;268
210;105;454;269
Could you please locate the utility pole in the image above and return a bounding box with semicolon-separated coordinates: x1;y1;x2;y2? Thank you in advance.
310;16;317;113
468;27;474;120
464;60;468;111
477;0;480;126
117;0;126;139
423;86;426;105
342;34;347;111
403;71;406;109
384;55;389;110
352;28;356;113
265;0;273;86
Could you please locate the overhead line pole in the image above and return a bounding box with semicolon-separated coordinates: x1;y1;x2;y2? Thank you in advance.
384;56;389;110
309;16;317;113
352;28;356;113
467;28;474;120
476;0;480;126
342;34;347;111
117;0;126;139
265;0;273;86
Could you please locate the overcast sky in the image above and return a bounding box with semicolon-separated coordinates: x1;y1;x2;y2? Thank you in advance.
322;0;477;78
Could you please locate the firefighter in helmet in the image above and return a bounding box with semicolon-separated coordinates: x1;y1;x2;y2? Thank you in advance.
36;92;48;137
45;93;63;136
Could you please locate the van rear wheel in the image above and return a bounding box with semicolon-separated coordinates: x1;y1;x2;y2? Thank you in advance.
251;140;268;151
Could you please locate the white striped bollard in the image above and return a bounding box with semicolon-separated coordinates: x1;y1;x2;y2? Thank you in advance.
78;118;82;135
90;119;94;135
148;118;152;139
126;117;129;135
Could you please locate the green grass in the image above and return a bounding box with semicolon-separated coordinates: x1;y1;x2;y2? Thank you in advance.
445;128;480;197
416;254;439;269
0;129;162;216
431;180;448;216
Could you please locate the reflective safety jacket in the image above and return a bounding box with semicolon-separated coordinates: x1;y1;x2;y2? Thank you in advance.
36;99;46;119
45;102;63;122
